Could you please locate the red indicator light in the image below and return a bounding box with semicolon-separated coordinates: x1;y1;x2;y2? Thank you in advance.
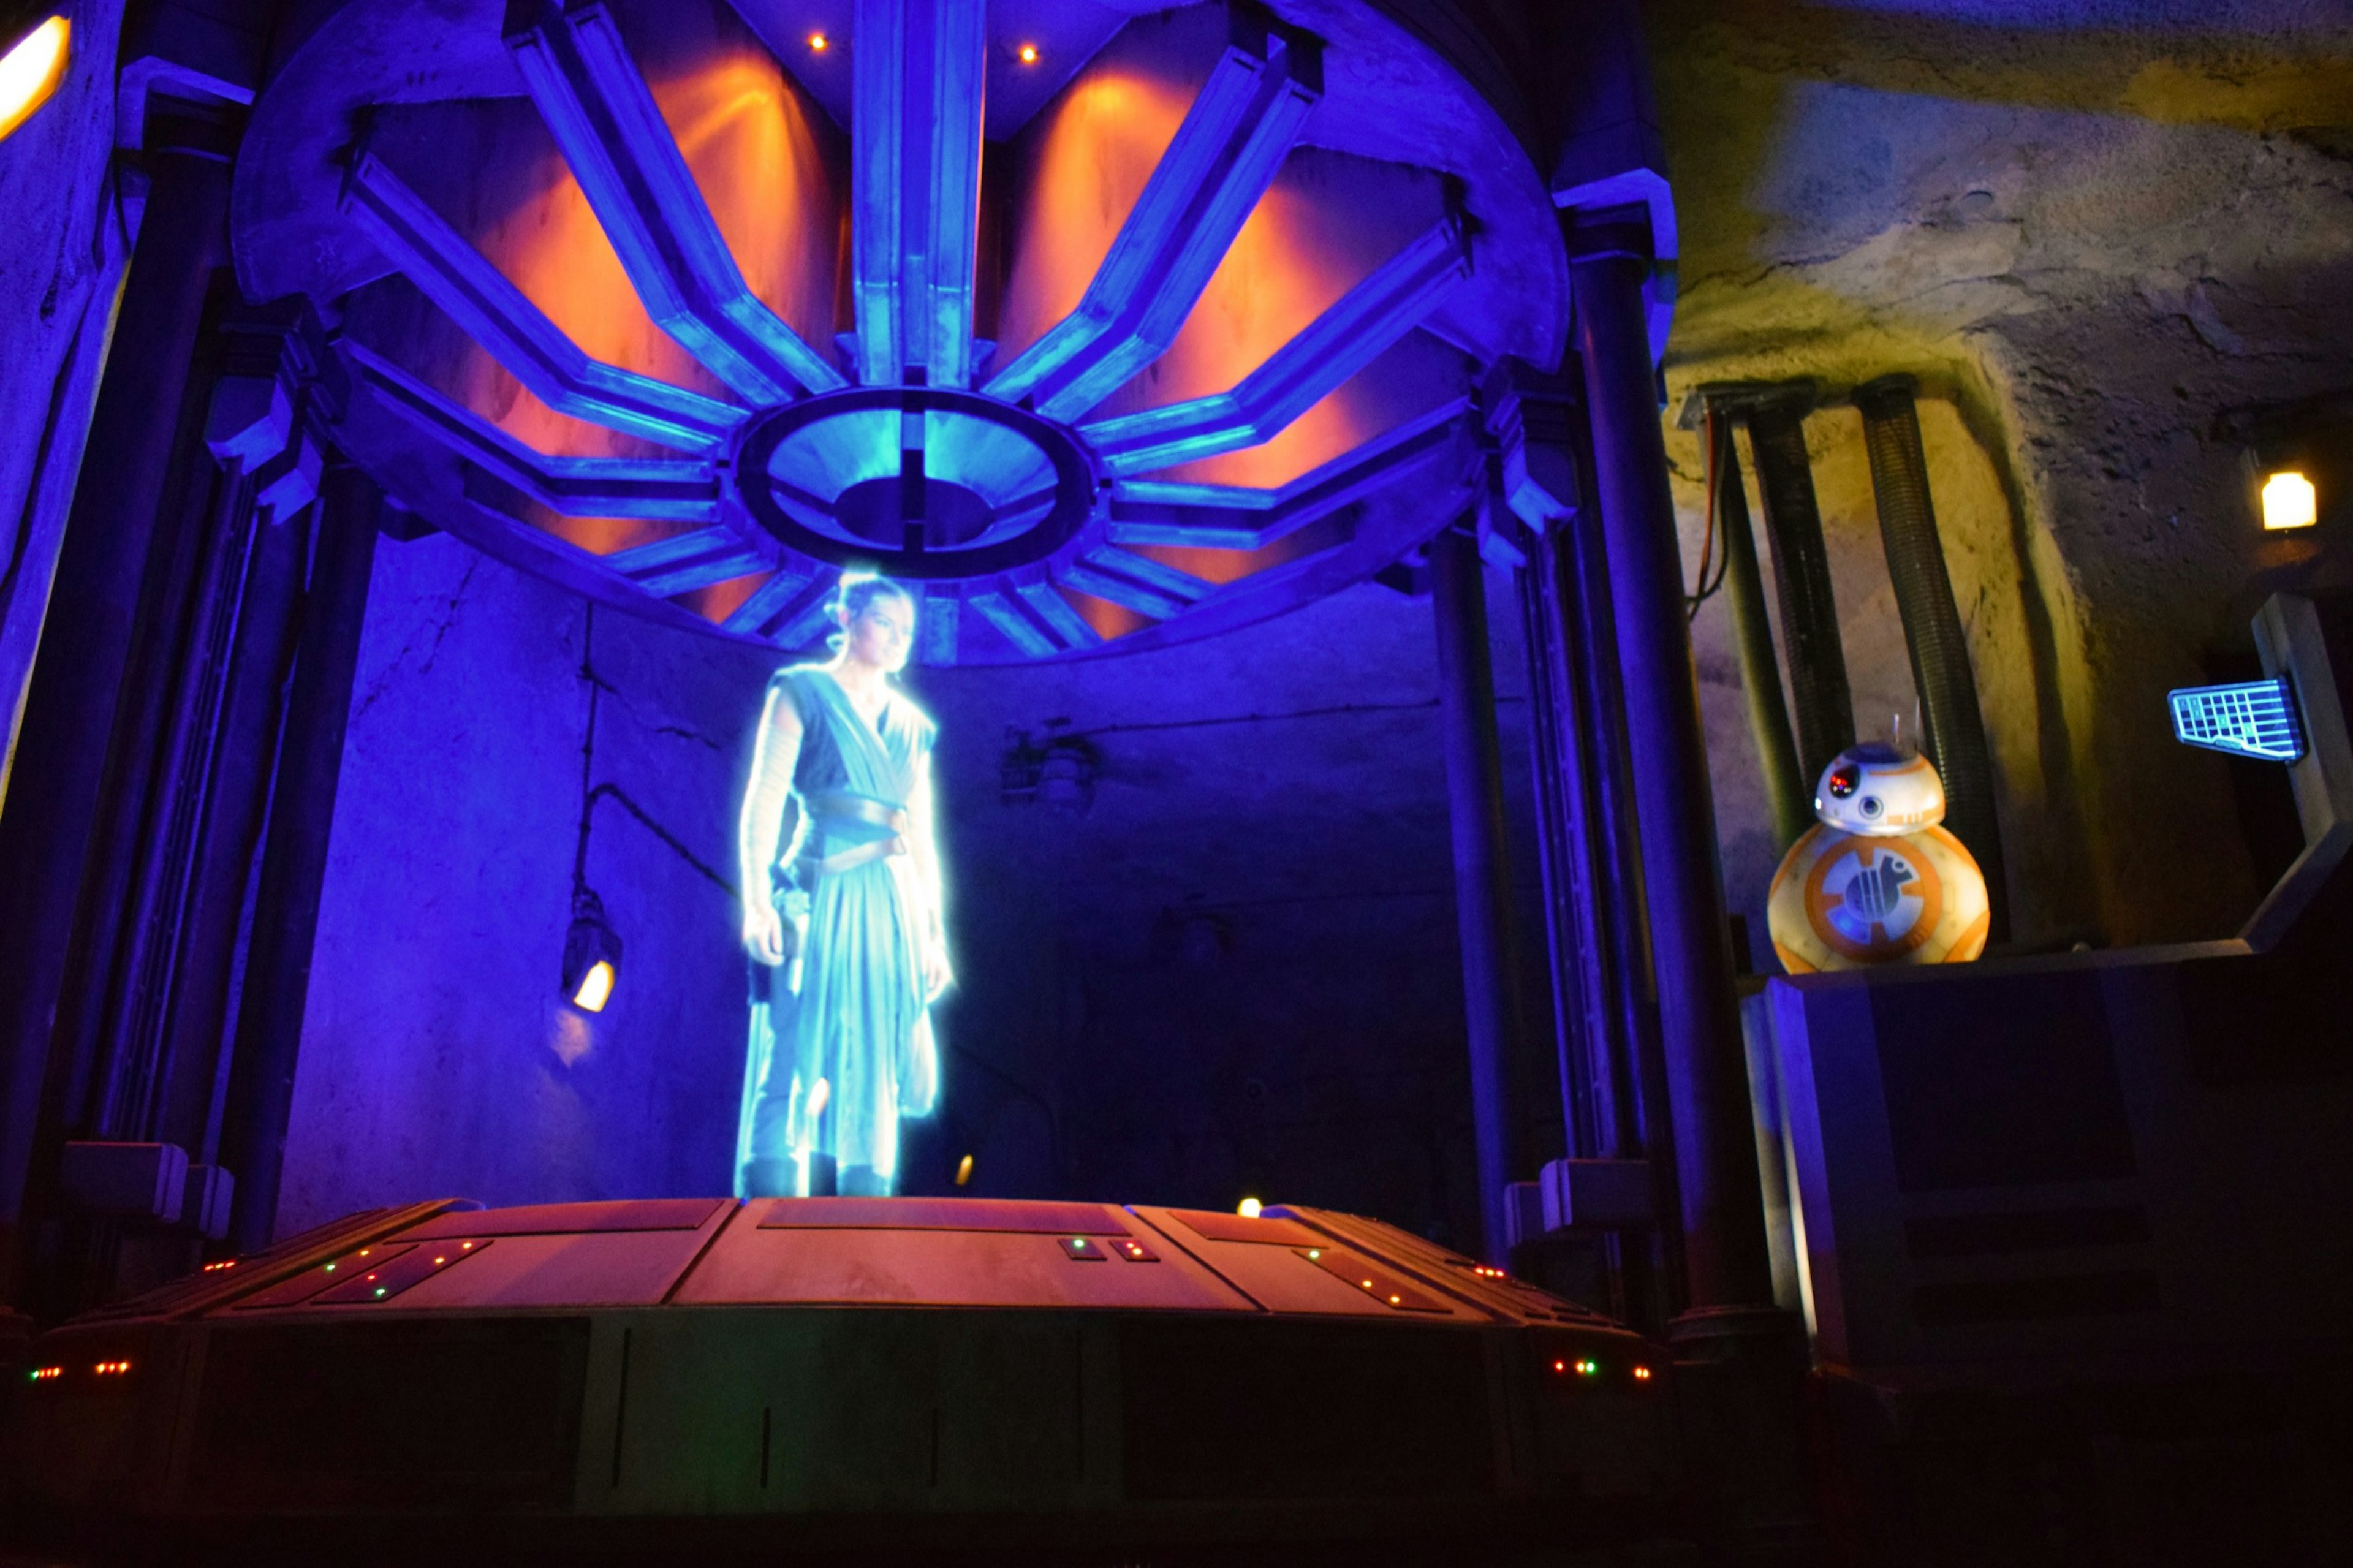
201;1259;236;1273
29;1366;61;1382
1553;1359;1566;1373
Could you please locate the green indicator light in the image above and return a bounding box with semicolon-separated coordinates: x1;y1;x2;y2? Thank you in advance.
324;1263;336;1271
373;1288;387;1298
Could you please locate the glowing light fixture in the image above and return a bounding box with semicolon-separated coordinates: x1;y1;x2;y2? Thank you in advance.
2263;469;2318;531
2169;678;2304;763
807;31;828;52
0;16;68;145
1632;1365;1653;1381
1237;1197;1262;1219
954;1153;974;1186
562;888;623;1013
1017;42;1038;64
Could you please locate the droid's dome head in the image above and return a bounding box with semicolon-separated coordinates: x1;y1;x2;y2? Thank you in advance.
1814;743;1944;836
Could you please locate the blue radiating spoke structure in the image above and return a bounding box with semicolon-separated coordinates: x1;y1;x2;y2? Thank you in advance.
851;0;987;389
984;12;1321;420
337;0;1487;660
1082;215;1471;475
353;344;723;522
506;0;845;402
342;149;746;455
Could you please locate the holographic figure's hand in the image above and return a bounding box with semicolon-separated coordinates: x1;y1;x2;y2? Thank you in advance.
743;900;787;966
922;935;953;1001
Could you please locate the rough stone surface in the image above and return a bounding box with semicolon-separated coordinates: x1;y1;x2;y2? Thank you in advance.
1651;0;2353;944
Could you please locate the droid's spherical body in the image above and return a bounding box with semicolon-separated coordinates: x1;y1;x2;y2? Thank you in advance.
1768;744;1990;973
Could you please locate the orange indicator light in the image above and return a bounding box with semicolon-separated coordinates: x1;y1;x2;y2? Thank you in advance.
461;1241;474;1249
433;1256;447;1265
1018;42;1039;64
1633;1366;1653;1381
808;31;828;52
201;1259;237;1272
29;1366;61;1381
1388;1295;1401;1305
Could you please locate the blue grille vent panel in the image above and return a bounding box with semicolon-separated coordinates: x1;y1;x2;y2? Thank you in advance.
2169;679;2305;763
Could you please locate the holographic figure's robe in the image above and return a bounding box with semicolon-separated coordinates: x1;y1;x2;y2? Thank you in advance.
737;667;938;1194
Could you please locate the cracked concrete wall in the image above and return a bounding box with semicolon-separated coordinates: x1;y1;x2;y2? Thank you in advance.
279;533;776;1230
1649;0;2353;945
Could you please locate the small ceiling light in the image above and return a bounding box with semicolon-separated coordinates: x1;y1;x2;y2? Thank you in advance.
562;888;622;1013
1018;42;1039;64
807;31;828;52
0;15;69;144
2263;469;2317;531
1237;1197;1262;1219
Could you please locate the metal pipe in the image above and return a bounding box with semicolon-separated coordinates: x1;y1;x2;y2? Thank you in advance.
1707;407;1809;850
1428;525;1528;1265
1855;374;2010;942
0;119;235;1300
1569;220;1774;1311
219;466;383;1254
1744;396;1854;781
1516;529;1599;1158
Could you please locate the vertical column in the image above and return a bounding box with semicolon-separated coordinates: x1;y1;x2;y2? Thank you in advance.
218;465;382;1254
1745;393;1854;782
1566;213;1772;1312
1428;525;1527;1265
1855;374;2009;941
0;110;235;1297
1707;406;1809;850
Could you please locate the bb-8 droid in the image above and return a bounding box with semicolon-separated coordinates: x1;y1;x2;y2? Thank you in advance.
1767;743;1990;974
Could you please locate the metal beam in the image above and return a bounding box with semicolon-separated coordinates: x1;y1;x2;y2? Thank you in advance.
506;0;844;403
985;13;1322;421
1082;215;1469;476
722;569;825;642
849;0;986;388
350;343;721;522
604;526;773;596
968;589;1058;657
1107;398;1465;548
342;149;743;454
1014;578;1101;648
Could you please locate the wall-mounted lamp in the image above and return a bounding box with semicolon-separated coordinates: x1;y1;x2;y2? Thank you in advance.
0;12;69;144
806;30;828;53
1017;42;1039;64
2262;469;2318;532
562;888;621;1013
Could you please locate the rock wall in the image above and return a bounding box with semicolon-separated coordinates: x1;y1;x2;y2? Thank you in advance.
1649;0;2353;944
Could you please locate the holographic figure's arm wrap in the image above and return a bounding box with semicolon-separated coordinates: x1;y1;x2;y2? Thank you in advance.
738;683;804;960
906;751;950;993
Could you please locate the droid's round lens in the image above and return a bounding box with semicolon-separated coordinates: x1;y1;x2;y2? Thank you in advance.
1861;797;1883;817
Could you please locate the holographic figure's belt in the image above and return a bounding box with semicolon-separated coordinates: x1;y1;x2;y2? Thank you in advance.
798;790;910;877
